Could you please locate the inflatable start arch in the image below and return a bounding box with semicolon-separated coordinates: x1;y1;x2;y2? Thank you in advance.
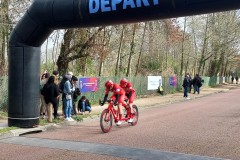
9;0;240;127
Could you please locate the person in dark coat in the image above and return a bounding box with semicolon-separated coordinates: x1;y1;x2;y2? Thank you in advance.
231;76;234;84
41;76;60;121
78;96;91;115
192;74;202;94
182;74;191;99
235;76;238;84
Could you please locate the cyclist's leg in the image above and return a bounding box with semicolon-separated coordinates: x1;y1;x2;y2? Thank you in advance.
116;94;127;125
128;92;136;116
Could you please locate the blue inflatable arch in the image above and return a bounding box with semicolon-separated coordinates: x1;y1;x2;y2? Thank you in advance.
9;0;240;127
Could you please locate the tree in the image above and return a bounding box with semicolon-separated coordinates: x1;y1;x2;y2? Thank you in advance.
56;27;104;75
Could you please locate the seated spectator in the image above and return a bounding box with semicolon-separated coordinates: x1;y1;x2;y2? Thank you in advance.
78;96;91;115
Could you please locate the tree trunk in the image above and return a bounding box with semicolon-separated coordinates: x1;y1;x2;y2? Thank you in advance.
126;24;137;77
198;16;209;74
115;25;125;76
57;29;73;75
135;22;147;76
0;0;9;76
180;17;187;76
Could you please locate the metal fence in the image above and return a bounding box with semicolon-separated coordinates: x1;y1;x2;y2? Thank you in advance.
0;76;232;111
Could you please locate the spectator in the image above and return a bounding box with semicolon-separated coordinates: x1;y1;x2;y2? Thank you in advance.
188;73;193;93
52;70;60;117
236;76;239;84
231;76;234;84
78;96;92;115
40;72;50;118
52;70;59;76
182;74;191;99
72;88;81;115
59;74;69;117
41;76;60;122
192;74;202;94
63;73;74;121
71;76;80;115
52;70;59;83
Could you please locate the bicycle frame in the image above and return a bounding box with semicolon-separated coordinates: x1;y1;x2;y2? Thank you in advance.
107;100;130;123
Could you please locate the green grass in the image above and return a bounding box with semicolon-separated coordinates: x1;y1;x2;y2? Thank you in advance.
0;111;7;118
0;127;18;134
38;114;93;125
73;115;84;122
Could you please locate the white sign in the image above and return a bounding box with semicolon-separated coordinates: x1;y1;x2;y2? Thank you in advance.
147;76;162;90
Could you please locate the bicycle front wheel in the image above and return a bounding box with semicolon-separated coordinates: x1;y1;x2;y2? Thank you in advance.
131;105;139;126
100;109;113;133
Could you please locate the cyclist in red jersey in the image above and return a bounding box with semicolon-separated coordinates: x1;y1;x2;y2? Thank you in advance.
120;78;136;123
101;80;127;125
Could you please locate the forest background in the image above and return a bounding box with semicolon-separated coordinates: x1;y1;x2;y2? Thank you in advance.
0;0;240;111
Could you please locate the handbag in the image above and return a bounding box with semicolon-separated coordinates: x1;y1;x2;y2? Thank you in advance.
66;94;72;100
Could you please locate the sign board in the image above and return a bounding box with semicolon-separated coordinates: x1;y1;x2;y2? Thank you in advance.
79;77;98;92
147;76;162;90
169;75;177;86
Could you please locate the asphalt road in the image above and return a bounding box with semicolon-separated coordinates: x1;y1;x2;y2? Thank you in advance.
1;87;240;160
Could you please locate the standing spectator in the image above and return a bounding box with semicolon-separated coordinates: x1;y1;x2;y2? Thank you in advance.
182;74;191;99
235;76;239;84
71;76;80;115
41;76;60;122
78;96;92;115
52;70;59;83
59;71;73;117
63;73;74;121
231;76;234;84
40;72;50;118
59;74;68;117
188;73;193;93
192;74;202;94
52;70;60;118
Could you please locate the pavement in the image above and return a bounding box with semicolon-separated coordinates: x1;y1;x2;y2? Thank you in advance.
0;82;238;138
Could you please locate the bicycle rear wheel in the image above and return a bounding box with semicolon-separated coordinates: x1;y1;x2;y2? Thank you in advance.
131;105;139;126
100;109;113;133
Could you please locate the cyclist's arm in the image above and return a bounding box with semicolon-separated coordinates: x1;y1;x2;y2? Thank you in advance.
127;90;132;99
100;94;108;106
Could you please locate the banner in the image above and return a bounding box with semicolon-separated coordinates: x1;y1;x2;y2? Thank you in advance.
147;76;162;90
79;77;98;92
169;75;177;86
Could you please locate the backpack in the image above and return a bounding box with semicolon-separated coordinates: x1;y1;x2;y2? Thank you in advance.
196;78;202;87
59;77;68;93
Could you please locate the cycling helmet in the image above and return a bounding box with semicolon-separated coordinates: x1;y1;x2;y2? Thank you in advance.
105;80;113;89
120;78;128;88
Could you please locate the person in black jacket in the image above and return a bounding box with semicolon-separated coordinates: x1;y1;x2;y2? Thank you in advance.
235;76;238;84
41;76;60;121
78;96;91;115
192;74;202;94
182;73;191;99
